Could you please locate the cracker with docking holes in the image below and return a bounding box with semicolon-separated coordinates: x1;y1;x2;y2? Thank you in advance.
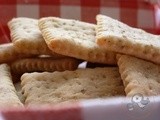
21;67;125;106
96;14;160;65
117;54;160;96
10;57;79;74
38;17;116;64
0;43;33;64
0;64;23;107
8;17;63;58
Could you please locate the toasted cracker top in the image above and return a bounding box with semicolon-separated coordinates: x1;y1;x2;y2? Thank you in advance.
96;14;160;46
38;17;117;64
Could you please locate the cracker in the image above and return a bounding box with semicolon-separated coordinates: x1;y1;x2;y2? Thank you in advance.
96;14;160;65
38;17;116;64
0;43;32;64
21;67;125;106
8;17;63;57
10;57;79;74
0;64;23;107
117;54;160;96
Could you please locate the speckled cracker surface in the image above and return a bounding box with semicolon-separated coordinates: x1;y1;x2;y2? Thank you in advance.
117;54;160;96
21;67;125;106
8;17;62;57
38;17;116;64
96;14;160;65
0;64;23;107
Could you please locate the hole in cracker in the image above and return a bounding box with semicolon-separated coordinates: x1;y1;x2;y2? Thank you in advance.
157;80;160;83
146;66;151;70
26;30;31;33
21;91;24;94
144;74;149;79
71;21;76;26
148;85;153;90
63;22;66;25
45;85;50;89
118;39;122;43
107;40;112;44
23;26;27;29
120;45;125;49
62;76;68;80
102;75;106;78
152;52;158;58
121;30;125;34
64;27;69;31
81;89;86;94
143;50;148;54
82;27;86;30
90;77;94;81
29;87;33;91
95;85;98;89
76;81;81;85
53;23;59;28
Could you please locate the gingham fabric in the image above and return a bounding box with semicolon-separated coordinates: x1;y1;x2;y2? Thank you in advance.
0;0;159;44
0;97;160;120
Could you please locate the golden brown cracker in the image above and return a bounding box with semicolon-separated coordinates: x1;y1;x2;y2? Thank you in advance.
8;17;63;58
11;57;79;74
38;17;116;64
117;54;160;96
96;14;160;65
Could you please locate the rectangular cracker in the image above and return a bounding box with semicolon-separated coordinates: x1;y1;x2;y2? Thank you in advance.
117;54;160;96
38;17;116;64
8;17;63;58
96;14;160;65
0;43;33;64
0;64;23;107
21;67;125;106
10;57;79;74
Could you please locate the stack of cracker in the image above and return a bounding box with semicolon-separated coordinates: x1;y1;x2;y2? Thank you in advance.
0;14;160;107
7;18;80;76
96;15;160;97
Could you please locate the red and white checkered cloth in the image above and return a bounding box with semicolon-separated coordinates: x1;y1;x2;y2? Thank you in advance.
0;0;159;44
0;97;160;120
0;1;160;119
